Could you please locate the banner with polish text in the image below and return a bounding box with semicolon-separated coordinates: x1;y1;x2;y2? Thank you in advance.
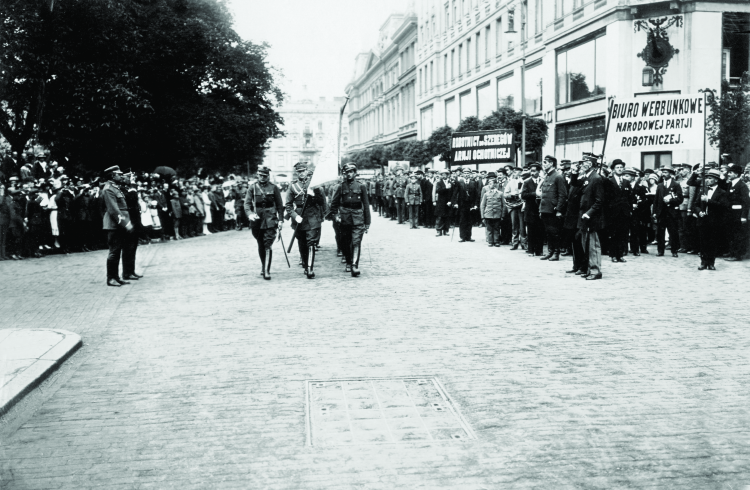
605;94;705;153
450;129;515;166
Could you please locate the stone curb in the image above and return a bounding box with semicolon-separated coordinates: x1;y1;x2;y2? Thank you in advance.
0;329;82;416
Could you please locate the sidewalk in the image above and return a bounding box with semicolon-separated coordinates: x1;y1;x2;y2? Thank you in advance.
0;329;81;415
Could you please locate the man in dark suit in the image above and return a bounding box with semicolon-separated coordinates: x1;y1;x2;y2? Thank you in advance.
606;159;632;263
419;170;434;228
693;169;730;270
521;163;544;256
724;163;750;261
564;161;586;274
539;155;568;261
32;153;52;180
577;157;606;280
434;169;452;236
652;163;683;257
451;167;478;242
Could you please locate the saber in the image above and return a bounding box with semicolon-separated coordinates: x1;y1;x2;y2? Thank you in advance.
278;230;291;268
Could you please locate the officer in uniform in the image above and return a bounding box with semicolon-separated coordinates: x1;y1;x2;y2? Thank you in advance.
285;164;326;279
393;167;407;224
244;166;284;280
331;163;371;277
101;166;134;287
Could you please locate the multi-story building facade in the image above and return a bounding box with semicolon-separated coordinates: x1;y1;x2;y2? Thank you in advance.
416;0;749;169
264;96;349;182
346;13;419;153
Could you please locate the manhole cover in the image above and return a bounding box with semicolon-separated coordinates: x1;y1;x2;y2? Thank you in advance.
305;377;476;446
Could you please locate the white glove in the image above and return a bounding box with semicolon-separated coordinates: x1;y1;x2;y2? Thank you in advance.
307;187;314;196
295;215;303;223
248;213;258;221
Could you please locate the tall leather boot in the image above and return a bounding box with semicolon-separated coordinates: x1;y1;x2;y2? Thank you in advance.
548;249;560;261
264;249;272;280
351;245;361;277
307;245;316;279
258;245;266;277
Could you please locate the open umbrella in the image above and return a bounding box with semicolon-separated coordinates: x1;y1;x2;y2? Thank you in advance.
154;166;176;178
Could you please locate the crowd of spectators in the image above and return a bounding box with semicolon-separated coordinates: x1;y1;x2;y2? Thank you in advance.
363;158;750;264
0;147;257;261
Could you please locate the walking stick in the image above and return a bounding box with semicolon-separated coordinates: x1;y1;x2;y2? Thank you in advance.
278;230;291;268
450;207;457;242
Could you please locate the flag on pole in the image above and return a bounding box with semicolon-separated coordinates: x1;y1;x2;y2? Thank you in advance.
308;123;341;188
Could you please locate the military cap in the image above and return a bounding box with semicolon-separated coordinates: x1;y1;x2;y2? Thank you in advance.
487;171;497;179
104;165;122;174
706;169;722;179
528;163;542;171
342;163;357;173
294;162;307;172
610;159;625;169
257;166;271;176
705;161;718;169
543;155;557;165
727;163;743;175
623;167;638;177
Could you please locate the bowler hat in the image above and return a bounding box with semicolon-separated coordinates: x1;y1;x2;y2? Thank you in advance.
610;159;625;169
727;163;743;175
487;171;497;179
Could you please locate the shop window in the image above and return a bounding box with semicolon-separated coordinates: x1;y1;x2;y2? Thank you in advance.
641;152;672;171
554;117;605;159
497;73;515;109
524;62;543;114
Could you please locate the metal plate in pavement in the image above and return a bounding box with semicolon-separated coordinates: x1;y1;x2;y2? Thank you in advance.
305;377;476;446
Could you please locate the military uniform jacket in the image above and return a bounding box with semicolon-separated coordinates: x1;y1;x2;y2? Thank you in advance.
384;179;393;197
331;179;371;226
653;179;683;218
577;171;605;231
285;182;325;231
727;179;750;221
404;183;422;205
480;187;505;219
393;176;407;198
102;182;131;230
243;181;284;229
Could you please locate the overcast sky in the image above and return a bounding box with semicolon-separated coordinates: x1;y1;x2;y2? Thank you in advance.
227;0;410;103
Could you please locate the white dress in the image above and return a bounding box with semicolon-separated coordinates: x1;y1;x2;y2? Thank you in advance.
202;192;212;224
48;194;59;236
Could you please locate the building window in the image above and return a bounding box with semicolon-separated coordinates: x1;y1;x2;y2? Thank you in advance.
556;34;606;105
641;152;672;171
444;54;448;83
508;10;515;32
475;32;480;67
535;0;542;34
554;117;605;159
497;72;515;109
458;44;463;74
451;49;456;79
445;97;458;127
459;90;474;120
524;62;542;114
495;18;503;57
476;82;492;119
445;4;450;29
421;105;434;139
485;26;490;61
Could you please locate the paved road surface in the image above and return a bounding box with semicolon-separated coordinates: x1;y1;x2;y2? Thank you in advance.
1;217;748;489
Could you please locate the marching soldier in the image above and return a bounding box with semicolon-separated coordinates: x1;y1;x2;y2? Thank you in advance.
693;169;729;270
101;166;134;287
331;163;371;277
285;164;326;279
244;166;284;280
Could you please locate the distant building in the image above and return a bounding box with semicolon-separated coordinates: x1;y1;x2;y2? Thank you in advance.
346;12;419;154
265;95;349;182
415;0;749;168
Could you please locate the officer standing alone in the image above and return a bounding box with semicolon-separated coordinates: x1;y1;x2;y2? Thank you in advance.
331;163;371;277
244;166;284;280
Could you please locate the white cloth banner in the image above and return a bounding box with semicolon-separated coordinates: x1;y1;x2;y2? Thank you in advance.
605;94;705;153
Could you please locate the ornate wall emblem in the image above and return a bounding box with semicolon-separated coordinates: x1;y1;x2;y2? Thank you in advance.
634;16;683;86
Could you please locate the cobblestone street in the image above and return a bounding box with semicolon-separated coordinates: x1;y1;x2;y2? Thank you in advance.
1;217;749;490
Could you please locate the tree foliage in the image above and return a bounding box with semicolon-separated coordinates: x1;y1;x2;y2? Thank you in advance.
480;107;548;158
706;73;750;163
0;0;283;176
426;125;453;163
456;116;481;132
